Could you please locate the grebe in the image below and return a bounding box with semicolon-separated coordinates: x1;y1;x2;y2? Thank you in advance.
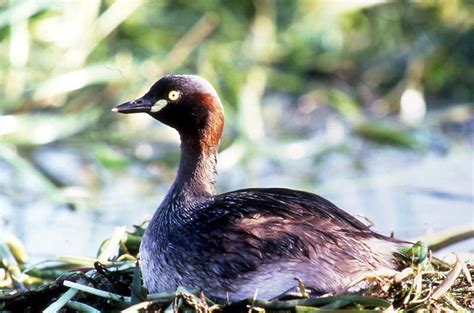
113;75;406;301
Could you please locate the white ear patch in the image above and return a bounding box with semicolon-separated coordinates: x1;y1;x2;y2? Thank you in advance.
150;99;168;112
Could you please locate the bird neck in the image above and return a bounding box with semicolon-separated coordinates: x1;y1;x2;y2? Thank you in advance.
166;133;218;204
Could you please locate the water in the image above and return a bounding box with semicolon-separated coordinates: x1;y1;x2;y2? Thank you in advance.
1;109;473;263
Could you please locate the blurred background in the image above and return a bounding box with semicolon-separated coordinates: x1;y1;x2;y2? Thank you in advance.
0;0;473;262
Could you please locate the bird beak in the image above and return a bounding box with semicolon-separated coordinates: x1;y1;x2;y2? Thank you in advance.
112;96;156;114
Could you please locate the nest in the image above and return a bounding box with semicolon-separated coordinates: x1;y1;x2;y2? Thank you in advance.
1;223;473;312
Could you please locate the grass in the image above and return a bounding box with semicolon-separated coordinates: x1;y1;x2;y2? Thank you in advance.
1;223;472;312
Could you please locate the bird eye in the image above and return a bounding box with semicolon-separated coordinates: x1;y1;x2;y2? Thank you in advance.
168;90;181;101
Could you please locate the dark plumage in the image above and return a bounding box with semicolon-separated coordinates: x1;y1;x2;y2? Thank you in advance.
113;75;407;301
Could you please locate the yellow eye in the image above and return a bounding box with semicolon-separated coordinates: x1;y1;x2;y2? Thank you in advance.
168;90;181;101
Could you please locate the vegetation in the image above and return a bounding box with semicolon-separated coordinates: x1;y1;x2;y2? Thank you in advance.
1;224;473;311
1;1;472;204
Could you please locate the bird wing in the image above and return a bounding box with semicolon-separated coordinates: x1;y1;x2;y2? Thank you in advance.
174;188;395;290
210;187;372;232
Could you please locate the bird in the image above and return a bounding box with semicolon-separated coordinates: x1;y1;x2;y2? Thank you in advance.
112;74;407;301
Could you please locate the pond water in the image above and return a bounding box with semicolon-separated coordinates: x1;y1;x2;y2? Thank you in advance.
1;106;473;263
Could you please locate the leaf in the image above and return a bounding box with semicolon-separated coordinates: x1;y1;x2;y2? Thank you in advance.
4;233;28;264
431;258;463;300
130;261;144;305
354;121;424;149
398;241;429;265
93;144;129;170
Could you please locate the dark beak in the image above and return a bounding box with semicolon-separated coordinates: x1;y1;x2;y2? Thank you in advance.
112;96;154;114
